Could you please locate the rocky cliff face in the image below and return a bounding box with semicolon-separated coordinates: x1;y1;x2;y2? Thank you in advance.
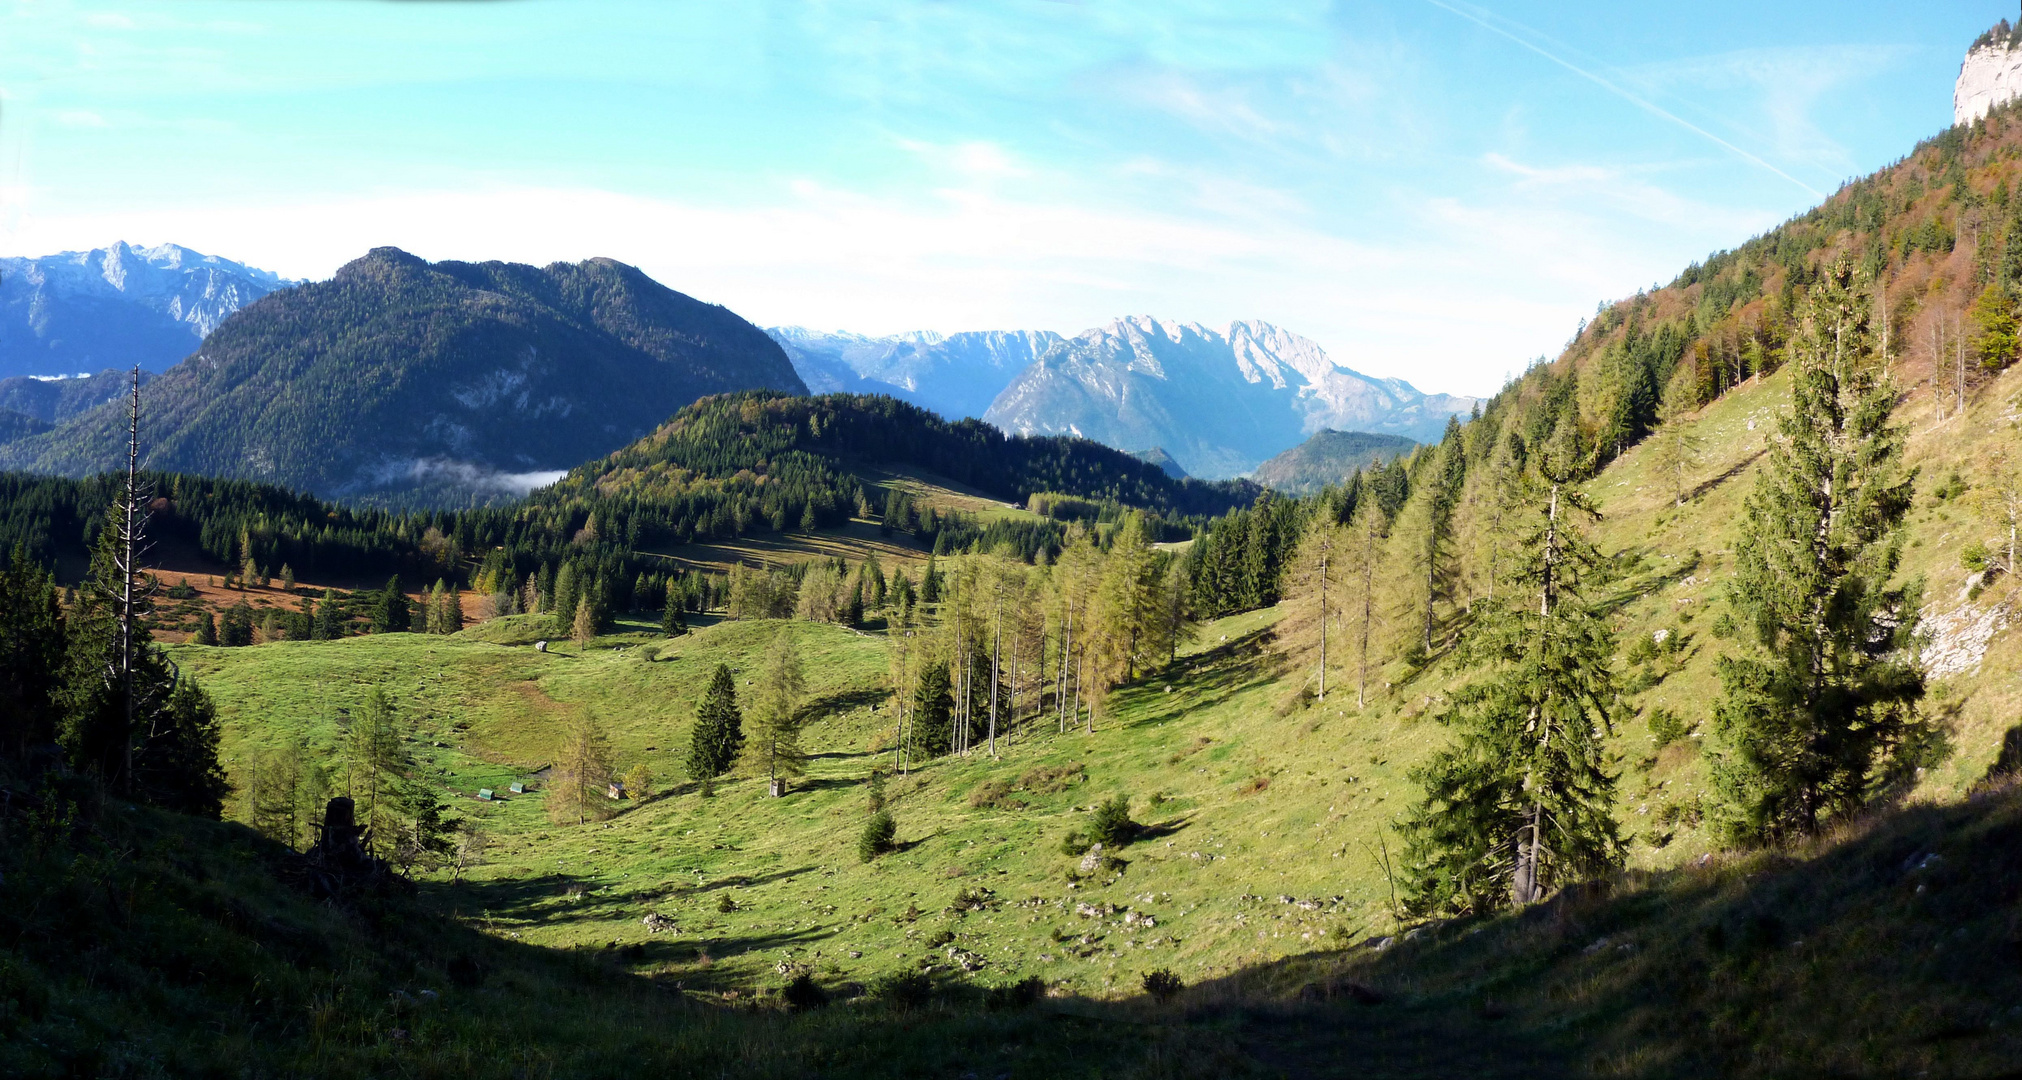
1956;20;2022;127
0;242;290;379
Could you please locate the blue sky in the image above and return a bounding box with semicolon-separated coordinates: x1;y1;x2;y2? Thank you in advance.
0;1;2007;394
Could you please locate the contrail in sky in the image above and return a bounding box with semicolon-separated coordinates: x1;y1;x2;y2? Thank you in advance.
1422;0;1826;199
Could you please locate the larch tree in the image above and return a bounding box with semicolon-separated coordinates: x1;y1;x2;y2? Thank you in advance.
1400;476;1623;916
743;630;808;796
1280;517;1348;702
550;710;616;825
1713;258;1926;846
1344;495;1392;708
1649;372;1706;507
346;687;406;851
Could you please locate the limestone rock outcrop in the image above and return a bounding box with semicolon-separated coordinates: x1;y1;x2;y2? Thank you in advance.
1956;20;2022;126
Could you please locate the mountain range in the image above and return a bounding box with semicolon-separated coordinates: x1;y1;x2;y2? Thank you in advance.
766;327;1062;423
0;248;804;504
774;318;1477;479
0;242;289;380
983;317;1476;478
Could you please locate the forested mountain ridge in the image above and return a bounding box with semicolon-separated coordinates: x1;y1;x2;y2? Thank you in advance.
1252;428;1418;494
0;248;805;506
541;390;1260;525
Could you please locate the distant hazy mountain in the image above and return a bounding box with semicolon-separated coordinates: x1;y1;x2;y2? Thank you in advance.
0;248;805;505
0;369;151;425
0;242;290;379
1252;429;1418;495
767;327;1061;421
983;317;1478;479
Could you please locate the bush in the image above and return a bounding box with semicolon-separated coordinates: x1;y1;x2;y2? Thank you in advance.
874;971;934;1010
1141;968;1184;1002
1017;762;1085;794
1089;795;1136;847
1058;829;1089;857
984;975;1047;1009
969;779;1023;809
1647;707;1690;747
782;973;827;1011
858;811;897;863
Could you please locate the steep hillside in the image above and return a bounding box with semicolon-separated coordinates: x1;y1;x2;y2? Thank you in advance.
0;368;150;424
983;317;1477;478
769;327;1061;421
0;242;289;379
0;248;805;506
1131;447;1190;479
1252;429;1418;494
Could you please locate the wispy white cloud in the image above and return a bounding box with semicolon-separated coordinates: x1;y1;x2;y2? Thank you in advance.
1624;45;1912;178
1420;0;1826;198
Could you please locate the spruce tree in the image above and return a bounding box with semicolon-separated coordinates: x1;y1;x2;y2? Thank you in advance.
1713;258;1925;845
373;575;411;633
314;588;343;640
662;579;689;637
0;545;66;755
131;677;230;819
686;663;743;781
1400;478;1623;916
742;631;807;796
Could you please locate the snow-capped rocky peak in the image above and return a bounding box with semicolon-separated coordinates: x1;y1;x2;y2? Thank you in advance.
0;242;294;378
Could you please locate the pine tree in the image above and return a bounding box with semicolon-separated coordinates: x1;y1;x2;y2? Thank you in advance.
373;575;411;633
553;562;581;629
662;579;689;637
1713;258;1926;845
912;660;953;756
686;663;743;781
571;599;597;648
1400;479;1623;916
442;584;464;634
920;555;943;604
1416;424;1468;654
191;610;218;646
314;588;343;640
743;631;807;796
549;710;615;825
221;598;255;646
